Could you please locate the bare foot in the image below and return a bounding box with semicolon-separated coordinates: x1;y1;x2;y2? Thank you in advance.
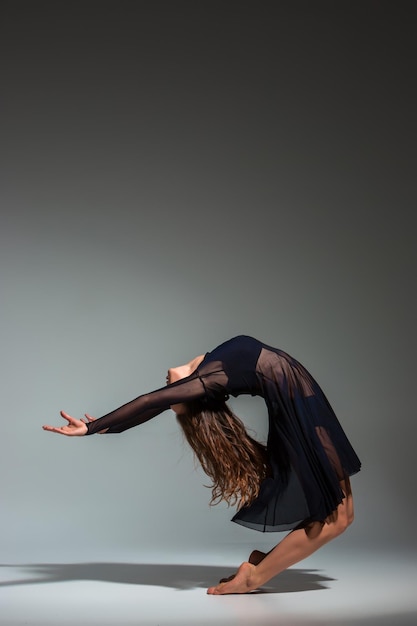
218;550;266;584
207;562;258;595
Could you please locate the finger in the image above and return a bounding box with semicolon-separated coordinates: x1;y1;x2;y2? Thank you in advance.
84;413;95;422
42;425;67;434
60;410;80;425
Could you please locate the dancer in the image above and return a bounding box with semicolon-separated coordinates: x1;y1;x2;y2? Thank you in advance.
43;335;361;594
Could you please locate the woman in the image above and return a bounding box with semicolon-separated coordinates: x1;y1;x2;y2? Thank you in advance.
43;335;361;594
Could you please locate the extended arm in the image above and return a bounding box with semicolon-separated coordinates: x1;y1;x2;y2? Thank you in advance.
43;361;230;437
43;374;208;436
86;373;209;434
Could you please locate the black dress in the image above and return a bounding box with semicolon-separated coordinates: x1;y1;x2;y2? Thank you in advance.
86;335;361;532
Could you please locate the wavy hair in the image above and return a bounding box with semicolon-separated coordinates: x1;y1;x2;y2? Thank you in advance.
176;400;269;509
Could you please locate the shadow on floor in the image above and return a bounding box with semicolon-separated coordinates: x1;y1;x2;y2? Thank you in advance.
0;562;334;593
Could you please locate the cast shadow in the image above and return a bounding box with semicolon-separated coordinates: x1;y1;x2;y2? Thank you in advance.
0;562;334;593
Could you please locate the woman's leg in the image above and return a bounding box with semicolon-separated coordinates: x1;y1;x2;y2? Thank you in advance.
208;478;354;595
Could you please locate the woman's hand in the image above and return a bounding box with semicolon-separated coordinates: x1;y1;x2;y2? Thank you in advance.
43;410;89;436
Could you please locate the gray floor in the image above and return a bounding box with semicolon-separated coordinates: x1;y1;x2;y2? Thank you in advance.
1;547;416;626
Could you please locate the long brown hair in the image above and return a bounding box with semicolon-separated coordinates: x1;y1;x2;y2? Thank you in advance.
176;400;269;509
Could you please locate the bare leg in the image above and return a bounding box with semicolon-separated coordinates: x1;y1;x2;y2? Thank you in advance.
208;479;354;595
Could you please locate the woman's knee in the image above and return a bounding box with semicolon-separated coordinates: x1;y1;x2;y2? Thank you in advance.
331;502;354;536
337;479;355;531
337;510;354;534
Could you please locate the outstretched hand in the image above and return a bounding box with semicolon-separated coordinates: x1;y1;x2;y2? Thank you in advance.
42;410;91;436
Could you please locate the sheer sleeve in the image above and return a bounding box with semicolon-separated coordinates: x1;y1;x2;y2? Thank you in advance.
86;369;224;435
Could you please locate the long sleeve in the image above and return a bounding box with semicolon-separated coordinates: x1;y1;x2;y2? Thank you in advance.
86;367;227;435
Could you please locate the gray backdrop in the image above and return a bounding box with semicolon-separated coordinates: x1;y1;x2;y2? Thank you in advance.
1;0;415;563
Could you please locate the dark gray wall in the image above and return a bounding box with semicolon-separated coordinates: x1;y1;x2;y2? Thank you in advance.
1;1;415;560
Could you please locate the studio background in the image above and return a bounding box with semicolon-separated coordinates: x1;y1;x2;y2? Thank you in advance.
1;0;415;566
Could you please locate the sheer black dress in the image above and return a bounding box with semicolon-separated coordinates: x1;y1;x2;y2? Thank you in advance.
86;335;361;532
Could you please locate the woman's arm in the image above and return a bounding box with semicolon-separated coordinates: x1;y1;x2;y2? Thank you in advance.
89;374;208;434
43;372;210;436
